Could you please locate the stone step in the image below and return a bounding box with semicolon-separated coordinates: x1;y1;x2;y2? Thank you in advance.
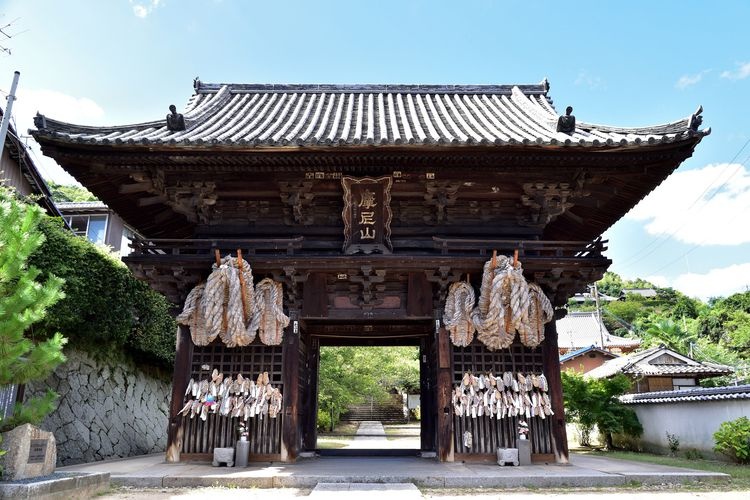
309;482;422;499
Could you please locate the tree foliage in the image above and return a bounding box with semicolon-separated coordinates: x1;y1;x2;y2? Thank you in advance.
561;371;642;449
46;181;98;203
318;346;419;430
27;216;177;366
569;273;750;382
0;187;67;431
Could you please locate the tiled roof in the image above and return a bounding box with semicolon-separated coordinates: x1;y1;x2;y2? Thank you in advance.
556;311;641;351
31;80;709;149
587;346;734;379
56;201;109;211
620;385;750;404
559;345;619;363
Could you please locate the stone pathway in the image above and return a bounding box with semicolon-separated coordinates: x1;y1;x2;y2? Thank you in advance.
310;482;421;499
346;421;387;449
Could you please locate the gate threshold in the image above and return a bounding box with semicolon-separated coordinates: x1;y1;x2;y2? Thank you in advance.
316;448;422;457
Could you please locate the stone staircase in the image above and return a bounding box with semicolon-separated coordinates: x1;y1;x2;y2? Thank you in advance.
341;395;406;424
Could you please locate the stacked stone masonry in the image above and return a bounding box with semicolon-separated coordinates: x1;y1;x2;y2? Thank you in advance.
26;349;170;466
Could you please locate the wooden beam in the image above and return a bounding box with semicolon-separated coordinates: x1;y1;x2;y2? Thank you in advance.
166;324;193;463
541;318;569;464
138;195;167;207
407;272;433;317
119;181;153;194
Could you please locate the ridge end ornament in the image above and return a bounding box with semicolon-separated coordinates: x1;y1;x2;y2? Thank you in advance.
342;176;393;254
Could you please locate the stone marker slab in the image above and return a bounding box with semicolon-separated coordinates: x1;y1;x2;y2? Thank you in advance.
0;424;57;480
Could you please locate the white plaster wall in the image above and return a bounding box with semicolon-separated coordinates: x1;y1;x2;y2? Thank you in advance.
630;400;750;456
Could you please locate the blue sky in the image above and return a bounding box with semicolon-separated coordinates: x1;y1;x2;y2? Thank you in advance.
2;0;749;300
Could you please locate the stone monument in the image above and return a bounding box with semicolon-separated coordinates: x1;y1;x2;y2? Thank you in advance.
0;424;57;480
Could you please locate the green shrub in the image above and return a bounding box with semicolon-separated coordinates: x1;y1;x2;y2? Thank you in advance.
27;216;177;367
317;409;332;432
666;432;680;456
714;416;750;464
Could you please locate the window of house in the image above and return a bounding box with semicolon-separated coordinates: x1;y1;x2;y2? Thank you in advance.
64;214;108;245
672;377;697;391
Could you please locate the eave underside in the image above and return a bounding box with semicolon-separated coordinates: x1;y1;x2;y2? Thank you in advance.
34;140;700;242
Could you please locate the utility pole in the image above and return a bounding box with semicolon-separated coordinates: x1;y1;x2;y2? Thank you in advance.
593;282;606;349
0;70;20;159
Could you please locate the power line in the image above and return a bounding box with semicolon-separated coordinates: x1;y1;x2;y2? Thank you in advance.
617;137;750;271
639;151;750;277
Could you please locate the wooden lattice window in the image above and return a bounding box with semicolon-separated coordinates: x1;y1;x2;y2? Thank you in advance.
452;340;552;457
180;340;284;458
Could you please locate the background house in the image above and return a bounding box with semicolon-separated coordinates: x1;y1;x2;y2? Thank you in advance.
56;201;137;258
560;345;619;374
557;311;641;356
0;110;60;217
587;345;734;393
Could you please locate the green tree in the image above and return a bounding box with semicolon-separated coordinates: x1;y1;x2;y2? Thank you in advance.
642;317;695;354
597;272;624;297
561;371;642;449
0;187;67;431
318;346;419;431
46;181;98;202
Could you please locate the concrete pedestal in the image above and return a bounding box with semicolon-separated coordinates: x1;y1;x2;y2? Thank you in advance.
235;440;250;468
518;438;531;465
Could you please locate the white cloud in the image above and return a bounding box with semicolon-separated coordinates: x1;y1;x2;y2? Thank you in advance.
574;71;603;90
656;264;750;300
721;62;750;80
7;88;106;185
130;0;162;18
644;275;669;288
626;163;750;245
675;70;709;89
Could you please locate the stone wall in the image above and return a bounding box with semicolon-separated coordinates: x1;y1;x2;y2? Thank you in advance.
26;349;171;466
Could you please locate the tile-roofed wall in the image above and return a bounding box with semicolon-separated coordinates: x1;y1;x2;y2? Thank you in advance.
620;385;750;404
32;81;709;149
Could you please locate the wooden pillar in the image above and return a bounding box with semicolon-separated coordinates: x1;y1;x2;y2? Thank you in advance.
166;324;193;463
303;336;320;451
436;326;454;462
542;317;569;463
281;315;300;462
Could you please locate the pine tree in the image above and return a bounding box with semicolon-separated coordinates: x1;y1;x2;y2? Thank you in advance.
0;187;67;432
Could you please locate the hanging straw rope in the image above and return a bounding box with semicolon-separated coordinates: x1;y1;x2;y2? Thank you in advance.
443;280;477;347
250;278;289;346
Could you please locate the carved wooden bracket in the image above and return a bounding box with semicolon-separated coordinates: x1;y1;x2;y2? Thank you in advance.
424;181;461;224
130;170;217;224
425;266;462;309
278;181;315;226
517;181;589;227
271;266;309;310
349;266;387;311
128;263;202;305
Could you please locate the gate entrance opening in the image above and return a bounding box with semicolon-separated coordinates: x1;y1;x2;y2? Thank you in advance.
301;321;437;457
316;345;420;454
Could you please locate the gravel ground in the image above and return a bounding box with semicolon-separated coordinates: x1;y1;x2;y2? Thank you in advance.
99;486;750;499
